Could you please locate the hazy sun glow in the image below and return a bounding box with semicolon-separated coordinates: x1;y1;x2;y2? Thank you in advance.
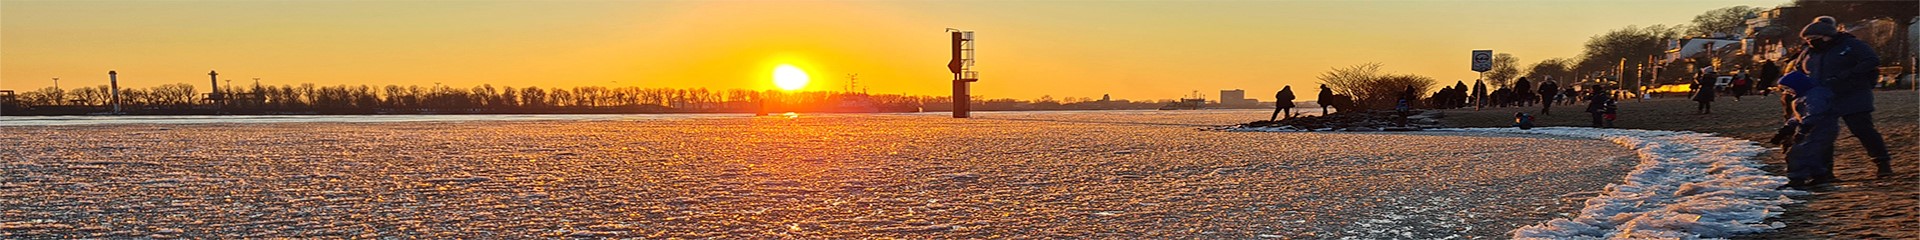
773;64;810;91
0;1;1793;100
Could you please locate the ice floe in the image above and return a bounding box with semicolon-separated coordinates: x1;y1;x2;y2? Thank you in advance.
1429;127;1797;239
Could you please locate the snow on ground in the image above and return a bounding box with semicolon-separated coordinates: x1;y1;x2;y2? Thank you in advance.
1432;127;1801;239
0;111;1635;238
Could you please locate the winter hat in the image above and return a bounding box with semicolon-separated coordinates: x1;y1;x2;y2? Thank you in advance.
1801;16;1838;37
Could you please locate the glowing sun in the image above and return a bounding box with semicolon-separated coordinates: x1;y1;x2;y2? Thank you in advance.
773;64;810;91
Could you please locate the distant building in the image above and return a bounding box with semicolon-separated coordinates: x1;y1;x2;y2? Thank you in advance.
1745;7;1796;62
0;90;15;113
1219;89;1257;106
1663;38;1743;65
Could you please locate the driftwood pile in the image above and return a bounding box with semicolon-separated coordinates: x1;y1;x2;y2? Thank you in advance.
1236;110;1444;131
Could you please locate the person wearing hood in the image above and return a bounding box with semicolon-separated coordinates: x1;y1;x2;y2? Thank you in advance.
1785;16;1893;189
1272;86;1297;121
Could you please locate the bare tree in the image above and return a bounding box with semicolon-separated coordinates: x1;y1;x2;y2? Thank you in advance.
1688;6;1763;37
1483;53;1522;87
1526;58;1577;86
1317;63;1439;110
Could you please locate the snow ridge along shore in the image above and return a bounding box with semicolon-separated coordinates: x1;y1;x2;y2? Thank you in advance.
1447;127;1802;239
1228;126;1800;238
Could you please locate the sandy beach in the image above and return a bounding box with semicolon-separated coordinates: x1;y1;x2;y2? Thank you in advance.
1441;90;1918;239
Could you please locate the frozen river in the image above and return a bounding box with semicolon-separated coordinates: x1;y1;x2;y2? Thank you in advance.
0;110;1635;238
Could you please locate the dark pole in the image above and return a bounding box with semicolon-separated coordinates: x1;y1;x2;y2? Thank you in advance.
109;70;120;114
51;77;60;104
209;70;221;105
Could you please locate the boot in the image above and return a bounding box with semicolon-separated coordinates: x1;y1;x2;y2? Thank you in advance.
1877;159;1895;178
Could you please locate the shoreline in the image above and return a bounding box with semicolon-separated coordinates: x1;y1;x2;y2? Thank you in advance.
1230;125;1793;238
1438;90;1918;239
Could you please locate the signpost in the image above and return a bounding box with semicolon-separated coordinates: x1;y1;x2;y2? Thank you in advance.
1470;50;1492;110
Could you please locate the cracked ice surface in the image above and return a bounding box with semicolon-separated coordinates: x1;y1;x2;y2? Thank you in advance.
2;110;1633;238
1439;127;1798;239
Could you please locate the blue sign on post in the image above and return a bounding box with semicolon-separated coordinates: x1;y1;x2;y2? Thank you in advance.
1472;50;1493;72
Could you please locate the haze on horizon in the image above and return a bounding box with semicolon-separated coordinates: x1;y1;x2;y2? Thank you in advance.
1;0;1786;101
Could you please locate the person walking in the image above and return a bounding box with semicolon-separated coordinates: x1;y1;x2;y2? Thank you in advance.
1272;86;1296;121
1317;84;1334;115
1786;16;1894;188
1691;65;1718;114
1731;69;1752;101
1537;80;1559;115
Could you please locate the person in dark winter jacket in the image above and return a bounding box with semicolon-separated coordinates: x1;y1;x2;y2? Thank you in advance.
1272;86;1297;121
1317;84;1335;115
1691;65;1718;114
1513;77;1534;107
1759;60;1783;96
1537;80;1559;115
1785;16;1894;188
1585;85;1615;128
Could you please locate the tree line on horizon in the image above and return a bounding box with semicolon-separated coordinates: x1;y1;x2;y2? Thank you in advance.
0;82;1198;115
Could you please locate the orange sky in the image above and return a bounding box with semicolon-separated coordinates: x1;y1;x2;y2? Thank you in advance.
1;0;1787;101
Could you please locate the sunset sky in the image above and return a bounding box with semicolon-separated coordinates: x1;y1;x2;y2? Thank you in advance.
2;0;1787;101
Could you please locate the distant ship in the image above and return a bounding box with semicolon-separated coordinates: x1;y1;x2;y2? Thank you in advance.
832;93;881;113
830;74;880;113
1159;91;1207;110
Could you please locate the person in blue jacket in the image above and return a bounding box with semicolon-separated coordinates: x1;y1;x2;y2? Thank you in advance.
1785;16;1893;189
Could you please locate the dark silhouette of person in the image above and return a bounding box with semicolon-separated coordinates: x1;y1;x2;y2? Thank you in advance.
1731;70;1752;101
1398;86;1416;111
1516;77;1536;107
1472;80;1487;110
1786;16;1894;188
1490;88;1510;108
1537;80;1559;115
1691;65;1718;114
1585;85;1614;128
1759;60;1782;96
1317;84;1334;115
1272;86;1296;121
1453;81;1469;109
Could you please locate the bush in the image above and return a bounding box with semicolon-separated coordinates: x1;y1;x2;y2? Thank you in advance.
1315;63;1438;110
